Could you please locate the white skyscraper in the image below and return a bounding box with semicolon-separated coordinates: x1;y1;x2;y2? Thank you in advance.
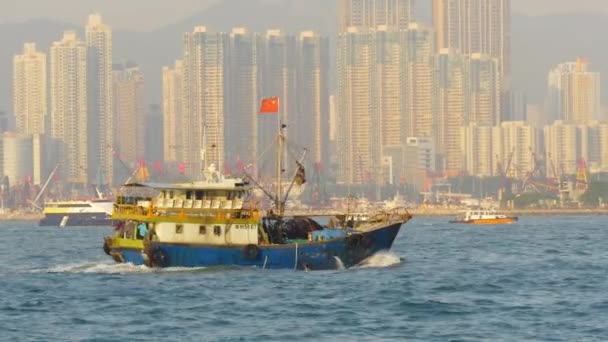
162;60;184;165
546;58;600;124
182;27;226;177
112;64;145;170
86;14;114;185
226;28;259;170
435;49;467;174
50;31;88;185
13;43;46;136
433;0;511;120
492;121;536;179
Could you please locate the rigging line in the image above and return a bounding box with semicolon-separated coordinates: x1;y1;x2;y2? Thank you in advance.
281;149;308;206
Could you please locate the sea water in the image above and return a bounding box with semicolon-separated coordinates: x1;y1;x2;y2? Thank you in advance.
0;216;607;341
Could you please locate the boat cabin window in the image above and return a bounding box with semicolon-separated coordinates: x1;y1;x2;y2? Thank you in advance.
176;224;183;234
199;225;206;235
169;191;174;199
158;191;166;199
213;226;221;236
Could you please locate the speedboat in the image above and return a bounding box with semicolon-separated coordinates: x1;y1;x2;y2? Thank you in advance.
39;199;113;227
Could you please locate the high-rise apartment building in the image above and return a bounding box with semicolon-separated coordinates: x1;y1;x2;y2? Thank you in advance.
294;31;330;171
225;28;259;169
435;49;467;173
469;53;500;126
257;29;295;179
339;0;413;31
586;121;608;172
433;0;510;120
112;63;144;170
182;27;226;178
461;123;493;177
337;27;376;184
376;26;407;183
86;14;113;185
162;60;184;164
546;58;600;124
404;23;434;138
492;121;536;179
50;31;88;185
2;133;33;185
544;120;584;176
337;2;434;185
13;43;46;136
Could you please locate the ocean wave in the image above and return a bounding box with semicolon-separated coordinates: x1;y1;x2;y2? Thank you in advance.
30;262;206;274
356;251;403;268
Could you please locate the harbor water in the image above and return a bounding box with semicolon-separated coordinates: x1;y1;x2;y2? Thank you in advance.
0;216;606;341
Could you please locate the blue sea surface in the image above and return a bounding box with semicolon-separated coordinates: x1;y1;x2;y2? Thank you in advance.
0;216;607;341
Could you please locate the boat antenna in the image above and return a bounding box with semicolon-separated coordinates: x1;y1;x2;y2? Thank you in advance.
201;124;207;180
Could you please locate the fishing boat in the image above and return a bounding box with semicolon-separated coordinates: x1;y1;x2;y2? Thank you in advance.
103;121;411;270
449;210;518;225
39;199;113;227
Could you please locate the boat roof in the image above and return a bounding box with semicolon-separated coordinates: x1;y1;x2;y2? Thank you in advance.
123;179;250;191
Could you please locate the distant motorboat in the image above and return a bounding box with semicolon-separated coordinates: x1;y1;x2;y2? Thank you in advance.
39;199;113;227
449;210;518;225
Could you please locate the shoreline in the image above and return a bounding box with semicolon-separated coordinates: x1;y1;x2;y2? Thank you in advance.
1;208;608;222
409;208;608;217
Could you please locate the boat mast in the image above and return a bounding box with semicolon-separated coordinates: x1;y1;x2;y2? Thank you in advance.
276;99;283;216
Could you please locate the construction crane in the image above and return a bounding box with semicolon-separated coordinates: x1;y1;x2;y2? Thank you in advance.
497;149;515;200
575;158;589;191
521;148;544;192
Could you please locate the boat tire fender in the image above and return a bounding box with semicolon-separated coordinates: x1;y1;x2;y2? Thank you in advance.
243;244;259;260
152;248;167;267
103;241;111;256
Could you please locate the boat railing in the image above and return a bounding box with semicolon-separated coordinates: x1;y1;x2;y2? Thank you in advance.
113;200;260;221
360;207;411;225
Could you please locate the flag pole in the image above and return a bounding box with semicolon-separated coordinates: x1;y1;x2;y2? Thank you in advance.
276;97;282;216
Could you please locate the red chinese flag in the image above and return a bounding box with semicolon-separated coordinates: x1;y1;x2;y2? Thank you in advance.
259;97;279;114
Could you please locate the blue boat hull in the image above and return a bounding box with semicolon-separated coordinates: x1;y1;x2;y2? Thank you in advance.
114;222;403;270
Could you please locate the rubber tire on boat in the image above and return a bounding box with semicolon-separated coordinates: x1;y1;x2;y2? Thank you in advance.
152;248;167;267
347;234;362;248
243;244;259;260
103;241;111;256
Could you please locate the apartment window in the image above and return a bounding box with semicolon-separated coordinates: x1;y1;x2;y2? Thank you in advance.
199;225;207;235
176;224;183;234
213;226;221;236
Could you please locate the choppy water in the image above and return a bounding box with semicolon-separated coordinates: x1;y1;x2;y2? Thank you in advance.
1;216;607;341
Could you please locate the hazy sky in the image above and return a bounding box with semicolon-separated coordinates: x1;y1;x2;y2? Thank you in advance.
2;0;608;30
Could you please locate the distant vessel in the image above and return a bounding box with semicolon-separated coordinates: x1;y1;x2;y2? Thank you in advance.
450;210;518;225
39;199;113;227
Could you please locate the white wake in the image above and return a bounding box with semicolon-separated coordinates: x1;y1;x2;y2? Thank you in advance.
357;251;403;268
30;262;206;274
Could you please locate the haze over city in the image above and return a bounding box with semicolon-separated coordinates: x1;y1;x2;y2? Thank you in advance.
2;0;608;209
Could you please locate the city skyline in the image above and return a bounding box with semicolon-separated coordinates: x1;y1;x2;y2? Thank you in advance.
2;1;607;201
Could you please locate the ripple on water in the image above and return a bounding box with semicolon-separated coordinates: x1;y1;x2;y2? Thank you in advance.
0;218;606;341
